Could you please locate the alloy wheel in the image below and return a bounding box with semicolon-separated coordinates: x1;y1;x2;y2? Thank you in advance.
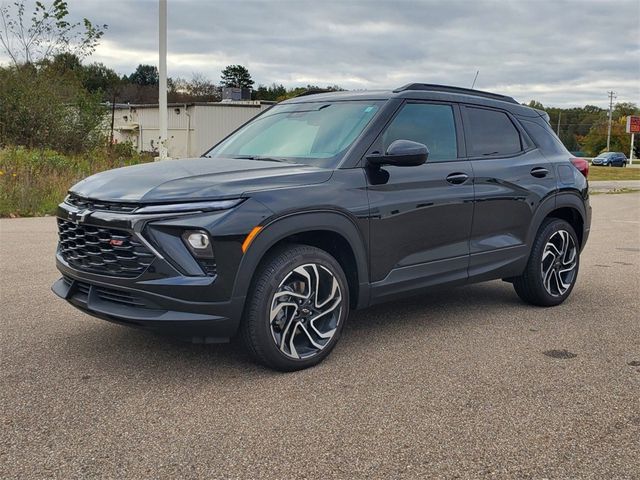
541;230;577;297
269;263;342;359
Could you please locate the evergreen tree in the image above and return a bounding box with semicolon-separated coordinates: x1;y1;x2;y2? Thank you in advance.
128;64;159;86
220;65;254;88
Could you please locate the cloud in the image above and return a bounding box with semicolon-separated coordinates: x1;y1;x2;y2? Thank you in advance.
2;0;639;107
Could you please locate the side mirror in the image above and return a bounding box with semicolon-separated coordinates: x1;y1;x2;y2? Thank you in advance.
367;139;429;167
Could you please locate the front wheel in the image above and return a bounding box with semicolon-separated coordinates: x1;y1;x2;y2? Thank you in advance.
241;244;349;371
513;218;580;307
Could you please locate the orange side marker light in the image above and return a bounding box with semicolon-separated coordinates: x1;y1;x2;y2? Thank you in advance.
242;226;263;253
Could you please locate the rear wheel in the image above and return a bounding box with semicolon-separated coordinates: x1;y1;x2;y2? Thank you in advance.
241;244;349;371
513;218;580;306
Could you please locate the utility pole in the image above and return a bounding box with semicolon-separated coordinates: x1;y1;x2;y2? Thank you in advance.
158;0;168;160
109;92;116;147
556;111;561;136
606;90;616;152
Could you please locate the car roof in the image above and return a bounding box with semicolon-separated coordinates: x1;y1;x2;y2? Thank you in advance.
280;83;543;118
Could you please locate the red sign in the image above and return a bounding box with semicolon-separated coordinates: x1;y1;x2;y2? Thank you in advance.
627;116;640;133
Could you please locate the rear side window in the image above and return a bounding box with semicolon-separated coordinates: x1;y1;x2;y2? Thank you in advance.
465;107;522;157
382;103;457;161
520;118;568;155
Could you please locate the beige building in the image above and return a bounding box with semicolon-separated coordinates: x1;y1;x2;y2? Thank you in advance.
110;101;274;158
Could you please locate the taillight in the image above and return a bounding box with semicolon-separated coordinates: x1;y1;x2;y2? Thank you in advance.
570;157;589;178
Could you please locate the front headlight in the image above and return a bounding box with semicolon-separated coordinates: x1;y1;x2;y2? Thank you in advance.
135;199;243;214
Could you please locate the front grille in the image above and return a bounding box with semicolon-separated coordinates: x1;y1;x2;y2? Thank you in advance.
57;219;155;278
66;194;138;213
63;276;155;308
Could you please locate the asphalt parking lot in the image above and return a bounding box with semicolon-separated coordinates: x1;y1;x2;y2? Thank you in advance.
1;193;639;479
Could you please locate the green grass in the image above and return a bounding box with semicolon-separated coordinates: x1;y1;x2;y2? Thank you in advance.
0;146;153;217
590;188;640;195
588;165;640;181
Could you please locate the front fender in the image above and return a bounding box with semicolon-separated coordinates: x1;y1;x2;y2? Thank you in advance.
230;209;370;310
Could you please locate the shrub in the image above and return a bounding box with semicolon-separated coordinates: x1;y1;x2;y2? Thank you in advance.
0;64;107;153
0;146;152;217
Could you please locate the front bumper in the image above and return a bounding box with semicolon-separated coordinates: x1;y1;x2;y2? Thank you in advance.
52;261;245;342
51;197;273;342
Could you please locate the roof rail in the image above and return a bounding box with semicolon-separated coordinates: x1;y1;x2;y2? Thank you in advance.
393;83;518;104
294;88;335;98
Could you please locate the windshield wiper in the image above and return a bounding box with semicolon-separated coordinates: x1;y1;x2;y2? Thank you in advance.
232;156;290;163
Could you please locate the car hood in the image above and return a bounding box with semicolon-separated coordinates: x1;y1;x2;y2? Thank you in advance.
69;157;334;203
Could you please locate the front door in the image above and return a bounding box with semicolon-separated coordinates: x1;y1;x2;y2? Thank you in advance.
366;101;474;302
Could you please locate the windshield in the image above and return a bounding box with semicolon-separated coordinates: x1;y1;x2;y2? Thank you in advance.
596;152;616;158
205;101;382;167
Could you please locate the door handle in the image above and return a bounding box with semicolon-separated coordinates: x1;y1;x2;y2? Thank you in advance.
530;167;549;178
446;172;469;185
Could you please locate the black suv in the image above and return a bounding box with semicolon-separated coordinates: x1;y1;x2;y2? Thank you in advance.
52;84;591;371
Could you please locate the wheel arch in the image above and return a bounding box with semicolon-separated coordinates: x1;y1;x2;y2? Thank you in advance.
528;192;587;249
231;210;370;311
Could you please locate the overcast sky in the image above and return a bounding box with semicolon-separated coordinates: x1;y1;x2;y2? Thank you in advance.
4;0;640;107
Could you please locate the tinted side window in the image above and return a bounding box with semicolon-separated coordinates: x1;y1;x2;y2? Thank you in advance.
465;107;522;157
382;103;457;161
520;118;568;155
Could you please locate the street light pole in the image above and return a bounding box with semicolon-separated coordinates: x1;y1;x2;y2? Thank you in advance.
606;90;616;152
158;0;168;160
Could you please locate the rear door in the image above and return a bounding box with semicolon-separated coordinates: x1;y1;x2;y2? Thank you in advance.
366;101;474;301
461;105;557;281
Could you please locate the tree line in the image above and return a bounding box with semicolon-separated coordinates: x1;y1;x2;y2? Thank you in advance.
527;101;639;157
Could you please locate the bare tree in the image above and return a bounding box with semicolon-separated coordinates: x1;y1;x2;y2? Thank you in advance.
0;0;106;66
187;72;219;100
168;73;220;102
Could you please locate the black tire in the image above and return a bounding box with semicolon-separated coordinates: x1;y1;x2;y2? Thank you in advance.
513;218;580;307
241;244;349;371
